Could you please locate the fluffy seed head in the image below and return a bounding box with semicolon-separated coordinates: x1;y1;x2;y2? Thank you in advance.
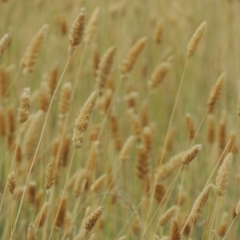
182;144;202;165
215;153;232;196
39;81;50;112
119;135;135;163
191;184;214;223
0;33;11;58
72;91;98;149
148;62;170;90
207;73;225;113
45;159;55;190
35;202;49;228
58;82;72;119
120;37;147;74
47;62;58;96
207;114;215;144
187;21;206;58
85;7;100;44
75;206;103;239
21;24;48;75
90;174;106;192
27;223;36;240
83;206;103;232
22;110;44;160
235;199;240;215
154;20;164;44
8;171;16;195
95;46;116;96
170;219;180;240
159;206;179;226
68;8;86;55
55;196;67;228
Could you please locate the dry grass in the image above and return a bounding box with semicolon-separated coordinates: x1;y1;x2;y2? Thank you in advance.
1;0;240;239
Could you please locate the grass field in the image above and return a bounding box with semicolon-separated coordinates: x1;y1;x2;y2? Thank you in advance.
1;0;240;239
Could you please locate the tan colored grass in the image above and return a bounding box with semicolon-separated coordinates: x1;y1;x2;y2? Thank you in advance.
154;20;164;44
21;24;48;75
7;171;16;195
85;7;100;44
45;159;55;190
181;144;202;165
47;62;58;96
215;153;232;196
148;62;170;90
190;184;214;224
218;111;226;152
0;67;7;99
57;15;68;36
27;181;37;204
128;108;142;142
136;144;149;180
72;91;98;149
159;206;179;226
58;82;72;120
119;135;134;163
95;46;116;97
35;202;49;228
7;106;15;134
169;219;181;240
39;81;50;112
0;107;6;137
158;151;184;181
22;110;44;160
68;8;86;55
27;223;36;240
120;37;147;74
186;21;206;58
74;206;103;240
186;113;195;141
154;183;166;204
217;212;228;238
90;174;106;192
207;73;225;113
109;114;122;151
55;196;67;229
0;33;11;58
18;87;31;123
207;114;215;144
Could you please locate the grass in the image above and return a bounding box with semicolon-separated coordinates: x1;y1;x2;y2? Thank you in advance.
1;0;240;239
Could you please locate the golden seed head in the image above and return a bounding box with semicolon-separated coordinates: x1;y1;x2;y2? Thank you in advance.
159;206;179;226
85;7;100;44
95;46;116;97
119;135;135;163
170;219;180;240
68;8;86;55
0;33;11;58
45;160;55;190
182;144;202;165
21;24;48;75
215;153;232;196
59;82;72;119
148;62;170;90
235;199;240;215
27;223;36;240
8;171;16;195
73;91;98;149
84;206;103;232
187;21;206;58
120;37;147;74
207;73;225;113
191;184;214;223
